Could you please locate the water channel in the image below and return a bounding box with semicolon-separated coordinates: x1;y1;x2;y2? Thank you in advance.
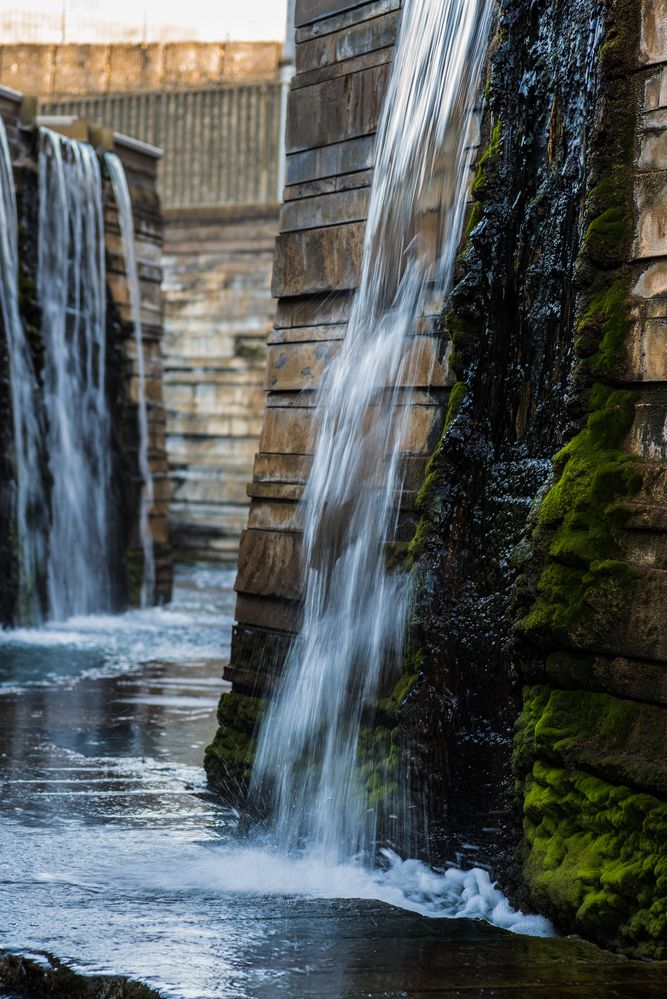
1;566;666;998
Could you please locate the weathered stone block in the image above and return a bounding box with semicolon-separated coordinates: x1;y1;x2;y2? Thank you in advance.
286;63;390;153
625;318;667;381
640;0;667;66
279;187;369;234
634;172;667;259
645;66;667;111
296;10;398;76
272;222;365;296
236;529;302;601
287;135;375;186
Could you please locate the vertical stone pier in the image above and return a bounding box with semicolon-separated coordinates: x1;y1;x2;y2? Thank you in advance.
0;85;29;623
103;130;173;603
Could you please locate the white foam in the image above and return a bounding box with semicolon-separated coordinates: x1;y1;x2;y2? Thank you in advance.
135;844;553;938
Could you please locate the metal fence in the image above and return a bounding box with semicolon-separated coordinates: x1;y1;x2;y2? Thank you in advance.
43;83;283;208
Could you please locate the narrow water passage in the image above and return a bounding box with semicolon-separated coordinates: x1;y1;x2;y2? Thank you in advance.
1;568;667;998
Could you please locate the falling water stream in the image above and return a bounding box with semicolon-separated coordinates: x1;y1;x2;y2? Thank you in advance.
105;152;156;608
0;119;48;622
38;128;113;621
252;0;493;860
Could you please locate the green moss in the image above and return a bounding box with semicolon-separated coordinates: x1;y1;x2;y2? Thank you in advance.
517;685;667;796
516;680;667;957
356;723;400;808
444;381;467;433
204;690;265;799
464;199;482;238
377;670;420;718
521;760;667;958
576;277;630;374
356;654;422;815
584;206;631;269
471;121;502;201
519;387;642;642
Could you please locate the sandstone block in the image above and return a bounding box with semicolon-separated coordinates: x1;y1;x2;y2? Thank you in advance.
236;529;302;601
640;0;667;67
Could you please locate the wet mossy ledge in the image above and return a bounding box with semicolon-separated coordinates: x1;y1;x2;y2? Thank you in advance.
204;690;265;804
0;951;161;999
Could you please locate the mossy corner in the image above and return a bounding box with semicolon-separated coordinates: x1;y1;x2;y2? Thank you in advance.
515;685;667;958
204;690;265;803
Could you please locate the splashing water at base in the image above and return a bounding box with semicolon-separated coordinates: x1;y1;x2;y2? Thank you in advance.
138;843;553;937
252;0;494;862
105;151;156;608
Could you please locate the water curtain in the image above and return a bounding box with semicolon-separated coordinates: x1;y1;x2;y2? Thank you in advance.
105;152;156;609
0;120;48;622
252;0;493;860
38;129;112;621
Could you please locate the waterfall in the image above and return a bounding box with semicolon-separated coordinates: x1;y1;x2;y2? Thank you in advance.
252;0;493;861
0;120;48;622
105;152;156;608
38;129;112;621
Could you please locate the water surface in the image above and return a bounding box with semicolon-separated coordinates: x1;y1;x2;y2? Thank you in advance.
1;566;666;998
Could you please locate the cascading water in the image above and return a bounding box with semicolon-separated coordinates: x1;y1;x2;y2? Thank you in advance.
252;0;494;862
105;152;156;608
0;119;48;623
38;128;113;621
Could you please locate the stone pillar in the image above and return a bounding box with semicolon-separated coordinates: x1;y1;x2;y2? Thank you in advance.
104;131;173;604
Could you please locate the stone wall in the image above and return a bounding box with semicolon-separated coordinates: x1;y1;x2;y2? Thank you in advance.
162;205;278;563
0;41;281;98
512;0;667;959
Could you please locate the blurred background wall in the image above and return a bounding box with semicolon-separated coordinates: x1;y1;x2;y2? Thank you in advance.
1;1;291;564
